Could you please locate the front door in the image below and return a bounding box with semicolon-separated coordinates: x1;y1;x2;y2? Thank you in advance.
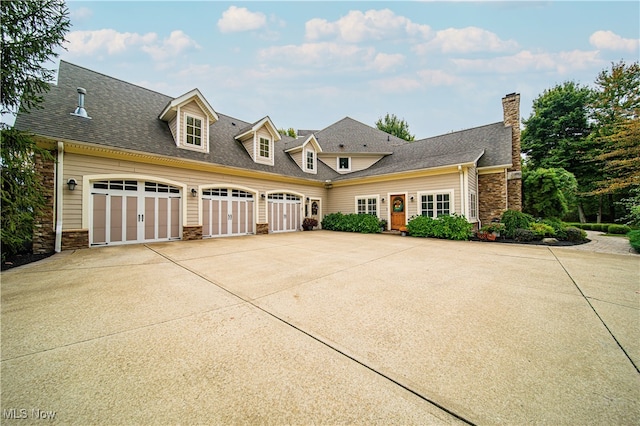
390;194;406;230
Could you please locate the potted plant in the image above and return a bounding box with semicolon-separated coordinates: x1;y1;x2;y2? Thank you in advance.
302;217;318;231
379;219;388;232
477;223;505;241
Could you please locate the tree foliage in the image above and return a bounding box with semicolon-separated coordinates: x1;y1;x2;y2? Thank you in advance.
278;127;297;138
1;0;70;115
1;0;69;259
375;113;415;141
523;168;570;219
588;61;640;195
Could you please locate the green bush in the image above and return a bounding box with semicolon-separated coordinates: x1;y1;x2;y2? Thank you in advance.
607;224;631;234
500;210;533;238
407;214;473;240
628;230;640;252
321;212;381;234
513;228;537;242
529;222;555;239
541;218;567;239
565;227;587;242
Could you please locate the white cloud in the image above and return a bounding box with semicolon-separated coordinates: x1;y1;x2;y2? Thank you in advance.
70;7;92;21
589;30;640;51
217;6;267;33
259;42;374;68
65;29;199;61
417;69;459;86
372;53;405;72
414;27;518;54
66;29;157;55
370;76;423;94
305;9;430;42
141;30;200;61
452;49;602;74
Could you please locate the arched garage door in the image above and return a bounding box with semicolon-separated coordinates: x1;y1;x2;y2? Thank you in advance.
202;188;255;237
268;193;301;233
91;180;182;246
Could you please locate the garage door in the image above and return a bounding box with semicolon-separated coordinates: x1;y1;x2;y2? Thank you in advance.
91;180;181;246
268;193;301;233
202;188;255;237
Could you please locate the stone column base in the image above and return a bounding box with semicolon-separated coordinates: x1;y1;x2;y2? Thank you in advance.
182;226;203;241
256;223;269;235
62;229;89;250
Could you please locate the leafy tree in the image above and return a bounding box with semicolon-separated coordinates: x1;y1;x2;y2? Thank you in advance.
588;61;640;195
1;0;69;259
523;168;569;219
375;113;415;141
278;127;297;138
1;0;70;115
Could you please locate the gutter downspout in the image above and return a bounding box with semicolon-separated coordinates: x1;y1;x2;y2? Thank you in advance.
54;141;64;252
458;165;464;217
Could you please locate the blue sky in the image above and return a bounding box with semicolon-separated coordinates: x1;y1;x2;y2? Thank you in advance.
18;1;640;137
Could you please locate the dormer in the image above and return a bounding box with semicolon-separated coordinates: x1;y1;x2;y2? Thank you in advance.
159;89;218;153
234;116;281;166
285;134;322;175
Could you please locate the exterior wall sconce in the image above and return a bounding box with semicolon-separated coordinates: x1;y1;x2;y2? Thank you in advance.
410;196;414;201
261;193;266;199
67;178;77;191
306;197;310;202
381;197;385;203
191;188;198;197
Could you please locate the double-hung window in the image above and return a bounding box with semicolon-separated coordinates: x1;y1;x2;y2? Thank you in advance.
306;150;315;171
259;137;270;159
469;191;477;219
185;115;202;147
356;196;378;216
420;192;452;218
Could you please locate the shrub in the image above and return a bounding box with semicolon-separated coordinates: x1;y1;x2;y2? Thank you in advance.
607;224;631;234
628;230;640;252
513;228;536;242
407;214;473;240
321;212;380;234
565;227;587;242
501;210;533;238
541;218;567;239
529;222;555;239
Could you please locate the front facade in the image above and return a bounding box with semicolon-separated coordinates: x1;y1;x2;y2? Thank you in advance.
16;62;521;253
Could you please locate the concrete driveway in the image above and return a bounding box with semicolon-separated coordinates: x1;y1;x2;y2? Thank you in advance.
2;232;639;425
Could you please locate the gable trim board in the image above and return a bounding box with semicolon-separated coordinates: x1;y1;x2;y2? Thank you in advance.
15;61;521;251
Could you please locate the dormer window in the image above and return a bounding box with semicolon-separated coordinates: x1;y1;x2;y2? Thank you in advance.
185;115;202;147
259;137;271;159
306;150;315;171
338;157;351;171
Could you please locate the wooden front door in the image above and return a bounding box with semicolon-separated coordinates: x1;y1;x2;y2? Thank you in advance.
390;194;406;230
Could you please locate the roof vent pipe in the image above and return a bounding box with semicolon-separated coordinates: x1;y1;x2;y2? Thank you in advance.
71;87;91;119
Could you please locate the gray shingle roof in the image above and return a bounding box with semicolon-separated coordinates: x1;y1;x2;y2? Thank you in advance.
14;61;514;184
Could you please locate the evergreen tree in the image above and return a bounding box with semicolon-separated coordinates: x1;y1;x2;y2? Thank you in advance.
375;113;415;141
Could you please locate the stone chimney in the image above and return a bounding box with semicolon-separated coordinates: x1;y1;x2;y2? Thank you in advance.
502;93;522;211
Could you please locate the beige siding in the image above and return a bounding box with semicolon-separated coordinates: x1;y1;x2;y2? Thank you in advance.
328;172;461;223
318;154;384;173
168;116;177;143
290;149;303;170
242;139;254;160
63;153;326;231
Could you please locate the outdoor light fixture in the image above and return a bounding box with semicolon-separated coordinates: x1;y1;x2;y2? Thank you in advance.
67;178;77;191
381;197;385;203
261;193;266;199
410;196;414;201
306;197;310;202
191;188;198;197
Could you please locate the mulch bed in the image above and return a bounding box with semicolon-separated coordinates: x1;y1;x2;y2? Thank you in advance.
469;237;590;247
1;252;55;271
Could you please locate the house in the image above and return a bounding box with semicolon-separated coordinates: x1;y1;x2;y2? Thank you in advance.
14;61;522;253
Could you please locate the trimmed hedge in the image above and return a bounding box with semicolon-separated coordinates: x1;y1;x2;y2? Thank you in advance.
607;224;631;234
628;230;640;252
321;212;381;234
406;214;473;240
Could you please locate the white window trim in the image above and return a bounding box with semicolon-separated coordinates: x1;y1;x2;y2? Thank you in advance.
337;156;351;172
304;148;317;174
255;134;274;165
354;194;380;218
417;189;455;218
181;111;208;153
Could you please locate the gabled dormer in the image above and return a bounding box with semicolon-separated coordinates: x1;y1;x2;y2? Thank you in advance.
234;116;281;166
159;89;218;153
285;134;322;175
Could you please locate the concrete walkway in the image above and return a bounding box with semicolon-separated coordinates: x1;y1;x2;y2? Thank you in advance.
1;232;638;425
557;230;638;255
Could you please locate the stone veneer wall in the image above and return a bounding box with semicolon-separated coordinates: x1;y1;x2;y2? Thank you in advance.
478;173;507;225
183;226;203;241
61;229;89;250
33;152;56;254
256;223;269;234
502;93;522;211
